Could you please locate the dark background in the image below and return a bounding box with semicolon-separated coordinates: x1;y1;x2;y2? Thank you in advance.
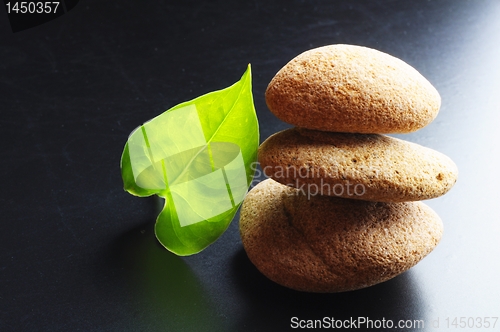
1;1;499;331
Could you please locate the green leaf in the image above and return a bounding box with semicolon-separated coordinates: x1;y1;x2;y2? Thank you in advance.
120;65;259;256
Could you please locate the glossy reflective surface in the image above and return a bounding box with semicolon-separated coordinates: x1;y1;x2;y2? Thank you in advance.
1;0;499;331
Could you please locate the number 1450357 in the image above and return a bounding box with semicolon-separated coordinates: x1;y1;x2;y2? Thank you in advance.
5;2;60;14
444;317;498;329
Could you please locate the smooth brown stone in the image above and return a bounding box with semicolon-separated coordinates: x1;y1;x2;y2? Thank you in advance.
266;44;441;133
258;128;458;202
239;179;443;293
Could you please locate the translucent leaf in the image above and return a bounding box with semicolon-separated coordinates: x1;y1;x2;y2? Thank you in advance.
120;65;259;255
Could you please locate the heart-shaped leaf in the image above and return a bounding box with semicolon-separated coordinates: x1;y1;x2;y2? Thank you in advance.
120;65;259;255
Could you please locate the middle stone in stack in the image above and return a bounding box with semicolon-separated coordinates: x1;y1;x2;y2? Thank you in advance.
239;44;458;293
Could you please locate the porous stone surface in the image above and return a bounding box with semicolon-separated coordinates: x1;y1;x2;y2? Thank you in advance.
258;128;458;202
239;179;443;293
265;44;441;133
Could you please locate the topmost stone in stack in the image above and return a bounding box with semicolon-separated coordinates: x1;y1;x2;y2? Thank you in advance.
266;44;441;134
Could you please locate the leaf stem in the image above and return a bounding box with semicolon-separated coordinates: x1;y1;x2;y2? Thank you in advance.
141;125;156;166
221;167;235;208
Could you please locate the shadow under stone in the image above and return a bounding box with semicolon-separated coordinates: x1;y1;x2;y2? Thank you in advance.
230;248;428;331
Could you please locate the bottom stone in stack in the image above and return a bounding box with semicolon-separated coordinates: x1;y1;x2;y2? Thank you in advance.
239;179;443;293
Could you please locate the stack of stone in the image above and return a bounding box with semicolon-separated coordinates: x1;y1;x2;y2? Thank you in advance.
239;45;458;292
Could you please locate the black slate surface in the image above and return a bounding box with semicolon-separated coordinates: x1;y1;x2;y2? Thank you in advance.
1;1;499;331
